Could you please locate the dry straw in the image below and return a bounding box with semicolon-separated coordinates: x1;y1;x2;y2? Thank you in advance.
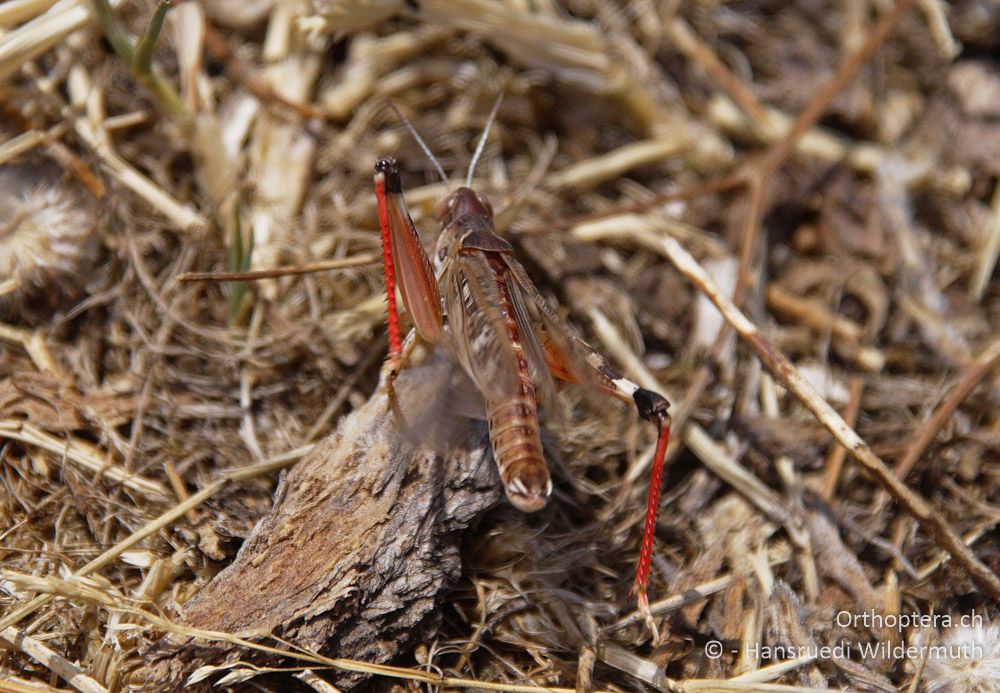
0;0;997;690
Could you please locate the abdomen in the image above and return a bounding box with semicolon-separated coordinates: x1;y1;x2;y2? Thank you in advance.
487;389;551;512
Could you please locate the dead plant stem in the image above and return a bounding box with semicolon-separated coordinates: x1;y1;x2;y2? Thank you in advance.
656;232;1000;600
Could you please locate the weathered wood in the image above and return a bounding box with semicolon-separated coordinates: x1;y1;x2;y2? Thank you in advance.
144;370;500;688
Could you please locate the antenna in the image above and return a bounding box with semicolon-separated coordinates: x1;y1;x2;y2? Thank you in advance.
387;100;448;184
466;93;504;188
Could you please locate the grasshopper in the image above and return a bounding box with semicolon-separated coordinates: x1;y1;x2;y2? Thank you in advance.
373;103;672;625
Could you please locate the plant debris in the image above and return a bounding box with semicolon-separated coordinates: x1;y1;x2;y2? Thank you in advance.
1;1;998;691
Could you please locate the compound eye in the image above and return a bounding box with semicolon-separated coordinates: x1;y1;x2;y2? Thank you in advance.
436;195;456;221
476;193;493;217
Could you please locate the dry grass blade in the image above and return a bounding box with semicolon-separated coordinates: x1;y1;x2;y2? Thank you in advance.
649;229;1000;600
418;0;613;79
0;0;126;82
606;546;791;633
0;420;168;497
71;118;207;232
869;336;1000;514
708;95;970;196
0;626;108;693
970;180;1000;300
820;377;864;501
177;253;380;282
0;323;62;374
0;453;305;635
3;0;998;689
545;137;686;191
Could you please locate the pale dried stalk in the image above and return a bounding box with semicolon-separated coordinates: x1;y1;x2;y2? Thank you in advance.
320;27;453;118
545;136;686;190
0;452;305;634
70;99;207;232
597;643;677;691
598;628;817;693
1;571;122;608
0;0;125;83
607;545;791;632
869;336;1000;515
765;285;864;342
311;0;401;33
730;656;820;684
0;130;48;165
820;377;864;501
248;4;323;283
708;95;970;196
418;0;615;87
916;0;961;58
0;626;108;693
0;0;59;29
567;213;729;259
0;421;168;497
765;285;885;372
0;322;63;375
0;279;19;298
103;548;193;660
645;228;1000;600
294;669;342;693
969;176;1000;301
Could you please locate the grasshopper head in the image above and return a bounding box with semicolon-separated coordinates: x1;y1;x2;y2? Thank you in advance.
436;187;493;227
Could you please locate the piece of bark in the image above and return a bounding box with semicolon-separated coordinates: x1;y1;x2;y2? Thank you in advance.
143;369;501;689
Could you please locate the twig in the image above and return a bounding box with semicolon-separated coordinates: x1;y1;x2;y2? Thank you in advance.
869;336;1000;515
820;377;864;501
665;16;769;128
758;0;918;177
651;230;1000;600
0;450;308;634
202;25;324;120
605;546;791;633
177;253;379;282
0;421;168;497
969;176;1000;300
544;136;685;191
0;626;108;693
765;286;885;371
916;0;961;58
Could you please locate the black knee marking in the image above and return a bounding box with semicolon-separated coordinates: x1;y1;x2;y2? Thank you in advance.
633;388;670;424
375;157;403;193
